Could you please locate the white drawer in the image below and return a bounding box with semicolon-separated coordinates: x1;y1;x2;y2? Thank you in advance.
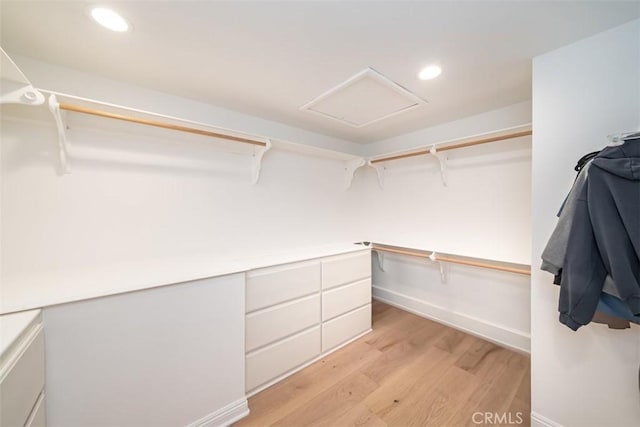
0;327;45;427
246;261;321;313
246;294;321;352
322;251;370;290
322;304;371;353
246;326;321;392
322;278;371;321
25;391;46;427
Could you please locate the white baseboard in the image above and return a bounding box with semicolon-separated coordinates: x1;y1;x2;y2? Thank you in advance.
531;411;564;427
372;285;530;354
188;398;249;427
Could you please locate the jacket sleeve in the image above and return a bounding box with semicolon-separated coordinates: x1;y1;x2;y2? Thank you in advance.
541;165;591;276
559;197;607;330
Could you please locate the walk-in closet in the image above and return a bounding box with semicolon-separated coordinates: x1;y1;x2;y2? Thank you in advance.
1;2;639;427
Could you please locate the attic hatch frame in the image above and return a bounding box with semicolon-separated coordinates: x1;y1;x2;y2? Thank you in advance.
300;67;427;128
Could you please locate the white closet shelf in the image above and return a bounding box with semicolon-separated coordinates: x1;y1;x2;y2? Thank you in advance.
44;91;273;180
15;89;366;188
372;242;531;276
367;124;532;188
2;49;365;187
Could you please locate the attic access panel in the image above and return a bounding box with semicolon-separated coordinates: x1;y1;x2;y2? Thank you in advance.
300;68;426;128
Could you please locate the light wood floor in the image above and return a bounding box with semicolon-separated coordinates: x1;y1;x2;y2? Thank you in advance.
236;300;530;427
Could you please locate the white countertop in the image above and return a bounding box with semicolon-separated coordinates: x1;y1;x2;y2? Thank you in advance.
1;242;370;315
0;309;41;357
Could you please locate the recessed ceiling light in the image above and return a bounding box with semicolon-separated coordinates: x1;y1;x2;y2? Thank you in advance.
418;65;442;81
90;7;130;32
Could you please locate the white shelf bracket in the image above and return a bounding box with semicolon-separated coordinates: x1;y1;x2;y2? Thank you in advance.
429;145;447;186
344;158;366;190
251;138;272;184
374;250;385;272
47;94;71;174
0;82;45;106
429;251;447;283
1;47;45;106
368;160;385;189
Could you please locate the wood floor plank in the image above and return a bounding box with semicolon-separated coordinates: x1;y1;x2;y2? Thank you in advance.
361;320;446;384
235;301;530;427
473;352;529;414
362;344;453;418
371;299;393;320
369;362;480;427
505;365;532;427
456;352;530;427
433;327;473;355
271;372;379;427
445;349;519;426
370;302;408;329
235;339;383;427
365;310;435;351
456;340;503;373
318;402;387;427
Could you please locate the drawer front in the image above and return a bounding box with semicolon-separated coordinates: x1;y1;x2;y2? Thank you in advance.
322;252;370;290
0;327;45;427
322;304;371;353
322;279;371;321
25;392;46;427
246;326;321;392
246;294;321;352
246;261;321;313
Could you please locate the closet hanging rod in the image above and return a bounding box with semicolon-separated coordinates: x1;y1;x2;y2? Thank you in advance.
371;244;531;276
58;103;267;147
370;129;532;164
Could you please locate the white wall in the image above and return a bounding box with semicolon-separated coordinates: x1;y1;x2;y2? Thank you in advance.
358;102;532;352
1;95;366;313
372;254;531;352
531;19;640;427
362;133;531;264
42;273;246;427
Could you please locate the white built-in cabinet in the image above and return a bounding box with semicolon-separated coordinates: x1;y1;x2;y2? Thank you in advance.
0;310;46;427
245;250;371;394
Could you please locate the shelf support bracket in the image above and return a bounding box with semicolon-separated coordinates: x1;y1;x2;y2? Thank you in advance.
374;250;385;272
0;83;45;106
429;251;447;283
368;160;385;189
47;94;71;174
251;138;272;184
429;145;447;186
344;158;366;190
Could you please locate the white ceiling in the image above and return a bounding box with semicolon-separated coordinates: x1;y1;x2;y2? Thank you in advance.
1;1;639;144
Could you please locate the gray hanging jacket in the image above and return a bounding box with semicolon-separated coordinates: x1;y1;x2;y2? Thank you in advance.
559;138;640;330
